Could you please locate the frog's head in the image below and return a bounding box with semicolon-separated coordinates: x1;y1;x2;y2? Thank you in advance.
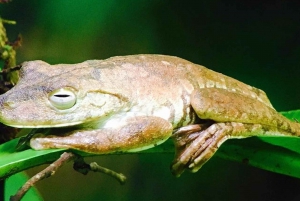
0;60;128;128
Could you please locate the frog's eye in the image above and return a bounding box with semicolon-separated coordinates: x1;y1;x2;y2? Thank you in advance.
48;87;77;110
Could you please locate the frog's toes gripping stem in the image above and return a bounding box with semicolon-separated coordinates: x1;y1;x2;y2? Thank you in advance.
171;122;260;177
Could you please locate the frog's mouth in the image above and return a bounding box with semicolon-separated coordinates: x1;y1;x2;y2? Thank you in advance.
4;120;85;128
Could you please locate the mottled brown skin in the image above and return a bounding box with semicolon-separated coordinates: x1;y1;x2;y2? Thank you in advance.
0;54;299;176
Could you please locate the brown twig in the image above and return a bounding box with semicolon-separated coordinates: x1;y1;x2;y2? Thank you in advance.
10;152;127;201
73;157;127;185
89;162;127;184
10;152;77;201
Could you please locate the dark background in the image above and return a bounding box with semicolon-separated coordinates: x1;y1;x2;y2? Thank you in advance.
1;1;300;200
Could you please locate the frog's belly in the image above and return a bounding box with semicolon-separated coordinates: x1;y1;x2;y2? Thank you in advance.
106;101;196;129
148;105;196;128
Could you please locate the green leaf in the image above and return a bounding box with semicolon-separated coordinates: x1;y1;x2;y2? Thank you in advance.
0;110;300;181
217;137;300;178
281;109;300;121
0;138;65;179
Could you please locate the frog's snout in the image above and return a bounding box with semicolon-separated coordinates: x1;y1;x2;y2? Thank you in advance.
0;93;6;108
0;94;9;117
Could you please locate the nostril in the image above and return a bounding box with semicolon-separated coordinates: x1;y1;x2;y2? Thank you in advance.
0;95;14;108
3;101;18;109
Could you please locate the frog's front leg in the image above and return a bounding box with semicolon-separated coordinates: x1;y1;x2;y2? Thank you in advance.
30;116;172;154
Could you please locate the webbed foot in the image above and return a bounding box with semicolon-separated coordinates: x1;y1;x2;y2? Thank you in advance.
171;122;256;177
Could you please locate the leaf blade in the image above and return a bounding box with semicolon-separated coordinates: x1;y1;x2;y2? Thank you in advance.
0;109;300;179
0;138;65;178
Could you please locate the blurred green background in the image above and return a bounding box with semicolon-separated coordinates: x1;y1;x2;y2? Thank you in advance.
1;0;300;200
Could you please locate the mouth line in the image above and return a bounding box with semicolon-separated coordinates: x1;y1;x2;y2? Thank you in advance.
3;121;84;128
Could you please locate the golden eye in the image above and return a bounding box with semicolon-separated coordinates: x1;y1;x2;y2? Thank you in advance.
48;87;77;110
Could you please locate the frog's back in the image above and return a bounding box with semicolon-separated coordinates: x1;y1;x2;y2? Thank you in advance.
87;54;274;109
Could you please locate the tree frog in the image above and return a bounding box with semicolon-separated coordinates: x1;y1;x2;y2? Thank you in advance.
0;55;299;176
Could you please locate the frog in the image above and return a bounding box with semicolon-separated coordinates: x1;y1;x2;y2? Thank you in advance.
0;54;299;177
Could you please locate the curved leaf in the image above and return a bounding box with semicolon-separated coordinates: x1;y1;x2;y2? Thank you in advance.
0;138;65;179
0;110;300;180
217;137;300;178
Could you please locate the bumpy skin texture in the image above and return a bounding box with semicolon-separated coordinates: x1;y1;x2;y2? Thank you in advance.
0;54;299;176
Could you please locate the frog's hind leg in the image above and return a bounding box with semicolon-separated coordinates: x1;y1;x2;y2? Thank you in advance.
171;87;300;176
190;87;300;135
171;122;269;177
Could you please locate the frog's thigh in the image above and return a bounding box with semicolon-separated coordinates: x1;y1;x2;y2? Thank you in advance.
30;116;172;154
191;87;273;123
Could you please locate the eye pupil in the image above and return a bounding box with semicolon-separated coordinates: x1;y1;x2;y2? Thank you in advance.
54;94;70;98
